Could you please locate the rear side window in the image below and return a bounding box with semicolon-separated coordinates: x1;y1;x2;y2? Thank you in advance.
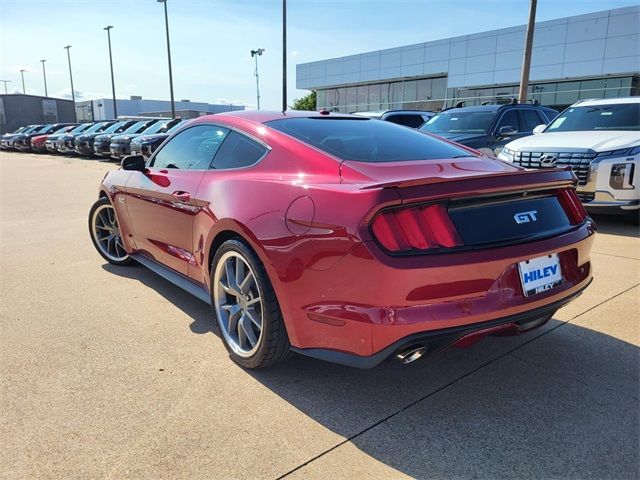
385;114;425;128
151;125;230;169
519;109;544;131
210;131;266;170
266;117;471;162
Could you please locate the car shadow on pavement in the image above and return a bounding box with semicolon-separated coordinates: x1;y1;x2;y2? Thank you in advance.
591;213;639;237
102;262;639;479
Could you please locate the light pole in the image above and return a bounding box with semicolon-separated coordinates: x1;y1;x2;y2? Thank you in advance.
251;48;265;110
104;26;118;118
40;59;48;97
519;0;537;103
157;0;175;118
282;0;287;111
64;45;76;116
19;69;26;93
0;80;11;94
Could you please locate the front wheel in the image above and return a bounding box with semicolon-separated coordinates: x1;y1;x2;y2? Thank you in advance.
211;239;290;369
88;197;133;266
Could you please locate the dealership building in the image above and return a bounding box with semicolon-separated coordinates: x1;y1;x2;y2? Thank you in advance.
75;97;244;122
296;6;639;112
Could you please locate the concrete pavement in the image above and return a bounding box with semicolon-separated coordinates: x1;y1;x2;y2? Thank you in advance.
1;151;638;479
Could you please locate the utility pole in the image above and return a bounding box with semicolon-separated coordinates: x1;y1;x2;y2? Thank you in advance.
40;60;48;96
104;26;118;118
251;48;265;110
158;0;176;118
0;80;10;94
19;69;26;93
518;0;537;103
282;0;287;111
64;46;77;121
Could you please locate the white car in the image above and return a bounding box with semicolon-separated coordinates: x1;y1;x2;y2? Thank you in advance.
498;97;640;214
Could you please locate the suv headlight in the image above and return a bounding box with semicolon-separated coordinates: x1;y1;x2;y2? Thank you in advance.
498;147;515;162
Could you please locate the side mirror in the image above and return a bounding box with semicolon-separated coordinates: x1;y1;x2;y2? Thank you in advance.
498;126;518;137
121;155;146;172
532;124;547;135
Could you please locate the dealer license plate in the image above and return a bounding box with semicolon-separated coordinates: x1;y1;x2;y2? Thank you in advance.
518;253;563;297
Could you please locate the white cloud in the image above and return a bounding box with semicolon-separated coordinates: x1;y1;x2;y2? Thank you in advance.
216;97;256;109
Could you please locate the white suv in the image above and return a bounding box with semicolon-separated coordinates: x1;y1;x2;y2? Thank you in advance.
498;97;640;214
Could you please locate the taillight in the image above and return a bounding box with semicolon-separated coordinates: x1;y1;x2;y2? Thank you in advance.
557;188;588;224
371;204;463;253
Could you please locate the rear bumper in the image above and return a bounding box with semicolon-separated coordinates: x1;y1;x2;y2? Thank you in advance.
292;280;590;368
277;220;595;361
584;191;640;213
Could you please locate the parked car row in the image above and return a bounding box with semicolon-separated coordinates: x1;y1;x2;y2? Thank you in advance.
1;117;187;160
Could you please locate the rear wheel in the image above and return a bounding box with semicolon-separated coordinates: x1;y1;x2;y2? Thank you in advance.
89;197;132;266
211;239;290;369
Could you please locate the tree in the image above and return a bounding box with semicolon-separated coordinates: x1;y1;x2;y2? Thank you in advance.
291;91;316;111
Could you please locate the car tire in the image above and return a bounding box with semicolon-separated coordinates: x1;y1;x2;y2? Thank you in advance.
88;197;133;266
211;239;290;369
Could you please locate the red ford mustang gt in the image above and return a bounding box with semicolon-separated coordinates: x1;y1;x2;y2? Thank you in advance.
89;110;594;369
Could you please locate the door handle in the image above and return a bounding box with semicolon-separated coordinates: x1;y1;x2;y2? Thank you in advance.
172;191;191;203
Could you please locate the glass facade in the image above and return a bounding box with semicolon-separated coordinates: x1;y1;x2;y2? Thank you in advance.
316;75;639;113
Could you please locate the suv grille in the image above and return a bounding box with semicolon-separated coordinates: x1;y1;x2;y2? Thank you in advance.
576;192;595;203
513;151;595;186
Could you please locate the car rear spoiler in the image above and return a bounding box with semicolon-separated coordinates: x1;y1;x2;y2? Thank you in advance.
360;167;578;204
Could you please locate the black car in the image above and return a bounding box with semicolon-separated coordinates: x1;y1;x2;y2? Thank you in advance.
420;102;558;156
14;123;76;152
353;110;435;128
47;123;93;153
57;121;116;154
129;119;186;159
1;125;40;149
93;120;155;158
108;119;163;159
74;120;137;156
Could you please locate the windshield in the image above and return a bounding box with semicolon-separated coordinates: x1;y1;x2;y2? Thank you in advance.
420;110;496;134
102;122;128;134
166;120;184;133
123;121;150;134
266;117;471;162
21;126;40;134
141;120;171;135
546;103;640;132
69;123;91;133
11;126;27;134
53;125;74;134
85;122;111;133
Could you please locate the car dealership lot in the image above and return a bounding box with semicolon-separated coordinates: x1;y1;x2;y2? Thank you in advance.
1;151;638;479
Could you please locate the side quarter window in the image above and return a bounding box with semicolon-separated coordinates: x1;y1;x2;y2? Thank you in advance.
151;125;230;170
519;109;544;132
497;109;520;133
209;131;267;170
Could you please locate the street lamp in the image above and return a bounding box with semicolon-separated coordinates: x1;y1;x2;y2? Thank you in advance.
64;45;76;113
104;26;118;118
157;0;176;118
0;80;11;94
19;69;26;94
40;59;48;97
250;48;265;110
282;0;287;111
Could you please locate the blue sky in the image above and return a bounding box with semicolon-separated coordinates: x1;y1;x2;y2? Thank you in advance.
1;0;636;109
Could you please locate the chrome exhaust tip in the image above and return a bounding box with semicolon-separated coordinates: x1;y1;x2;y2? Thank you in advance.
396;346;428;364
